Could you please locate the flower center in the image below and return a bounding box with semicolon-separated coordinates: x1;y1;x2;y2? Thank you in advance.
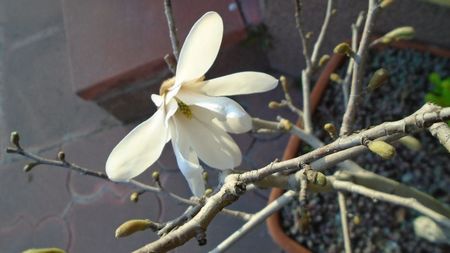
159;77;176;95
175;98;192;119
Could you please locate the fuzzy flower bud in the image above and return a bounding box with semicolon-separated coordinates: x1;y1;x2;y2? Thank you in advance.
323;123;337;139
151;171;160;181
130;192;139;203
398;135;422;151
10;131;20;146
367;68;389;92
381;26;415;44
204;188;213;196
367;140;396;159
380;0;394;8
319;54;330;67
57;151;66;161
329;73;342;83
279;119;292;131
23;163;37;173
268;101;281;109
333;42;353;57
115;219;153;238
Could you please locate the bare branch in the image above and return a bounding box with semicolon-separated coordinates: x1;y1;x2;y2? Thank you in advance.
340;0;380;136
342;11;365;106
164;0;180;61
331;179;450;228
209;191;297;253
428;122;450;152
338;192;352;253
310;0;334;68
6;142;250;221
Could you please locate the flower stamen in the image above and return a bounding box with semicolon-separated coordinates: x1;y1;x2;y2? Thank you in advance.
159;77;176;95
175;98;192;119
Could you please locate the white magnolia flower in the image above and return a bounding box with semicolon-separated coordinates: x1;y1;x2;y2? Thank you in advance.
106;11;277;196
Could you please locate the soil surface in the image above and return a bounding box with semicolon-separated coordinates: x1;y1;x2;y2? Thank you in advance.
280;47;450;253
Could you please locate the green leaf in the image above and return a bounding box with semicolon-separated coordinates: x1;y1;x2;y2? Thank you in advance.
425;93;445;105
428;72;441;86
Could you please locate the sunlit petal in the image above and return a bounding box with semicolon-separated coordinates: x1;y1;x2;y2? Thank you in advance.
151;94;163;107
201;72;278;97
177;90;252;133
106;107;169;181
174;109;241;169
175;12;223;86
170;119;205;197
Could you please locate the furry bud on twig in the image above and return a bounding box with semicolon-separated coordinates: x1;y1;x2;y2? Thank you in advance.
329;73;342;83
398;135;422;151
379;26;415;44
319;54;330;67
333;42;355;58
279;75;288;91
305;31;313;39
57;151;66;161
305;169;327;186
323;123;337;139
367;140;396;159
22;248;66;253
23;163;38;173
202;171;209;182
380;0;394;8
130;192;139;203
268;101;282;109
204;188;213;196
367;68;389;92
115;219;154;238
151;171;160;181
279;119;292;131
10;131;20;147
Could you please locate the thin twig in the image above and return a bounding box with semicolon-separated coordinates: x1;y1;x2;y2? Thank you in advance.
293;0;312;70
6;145;250;221
340;0;379;136
164;0;180;60
209;191;297;253
428;122;450;152
310;0;334;68
331;179;450;228
338;192;352;253
342;11;365;106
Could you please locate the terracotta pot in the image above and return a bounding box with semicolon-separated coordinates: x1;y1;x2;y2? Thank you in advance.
265;40;450;253
265;52;345;253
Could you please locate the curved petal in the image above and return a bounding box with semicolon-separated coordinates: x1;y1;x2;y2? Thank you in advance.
175;12;223;86
170;118;205;197
177;90;252;133
201;72;278;97
106;107;170;181
151;94;163;107
173;109;242;169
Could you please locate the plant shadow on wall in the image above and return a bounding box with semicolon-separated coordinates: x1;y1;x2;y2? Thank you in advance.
6;0;450;253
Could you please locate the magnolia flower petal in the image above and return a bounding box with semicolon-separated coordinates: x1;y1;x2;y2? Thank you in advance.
177;90;252;133
170;118;205;197
172;143;205;197
106;107;169;181
151;94;163;107
201;72;278;97
174;108;241;169
175;12;223;86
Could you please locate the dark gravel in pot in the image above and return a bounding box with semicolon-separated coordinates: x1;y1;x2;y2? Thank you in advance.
280;47;450;253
